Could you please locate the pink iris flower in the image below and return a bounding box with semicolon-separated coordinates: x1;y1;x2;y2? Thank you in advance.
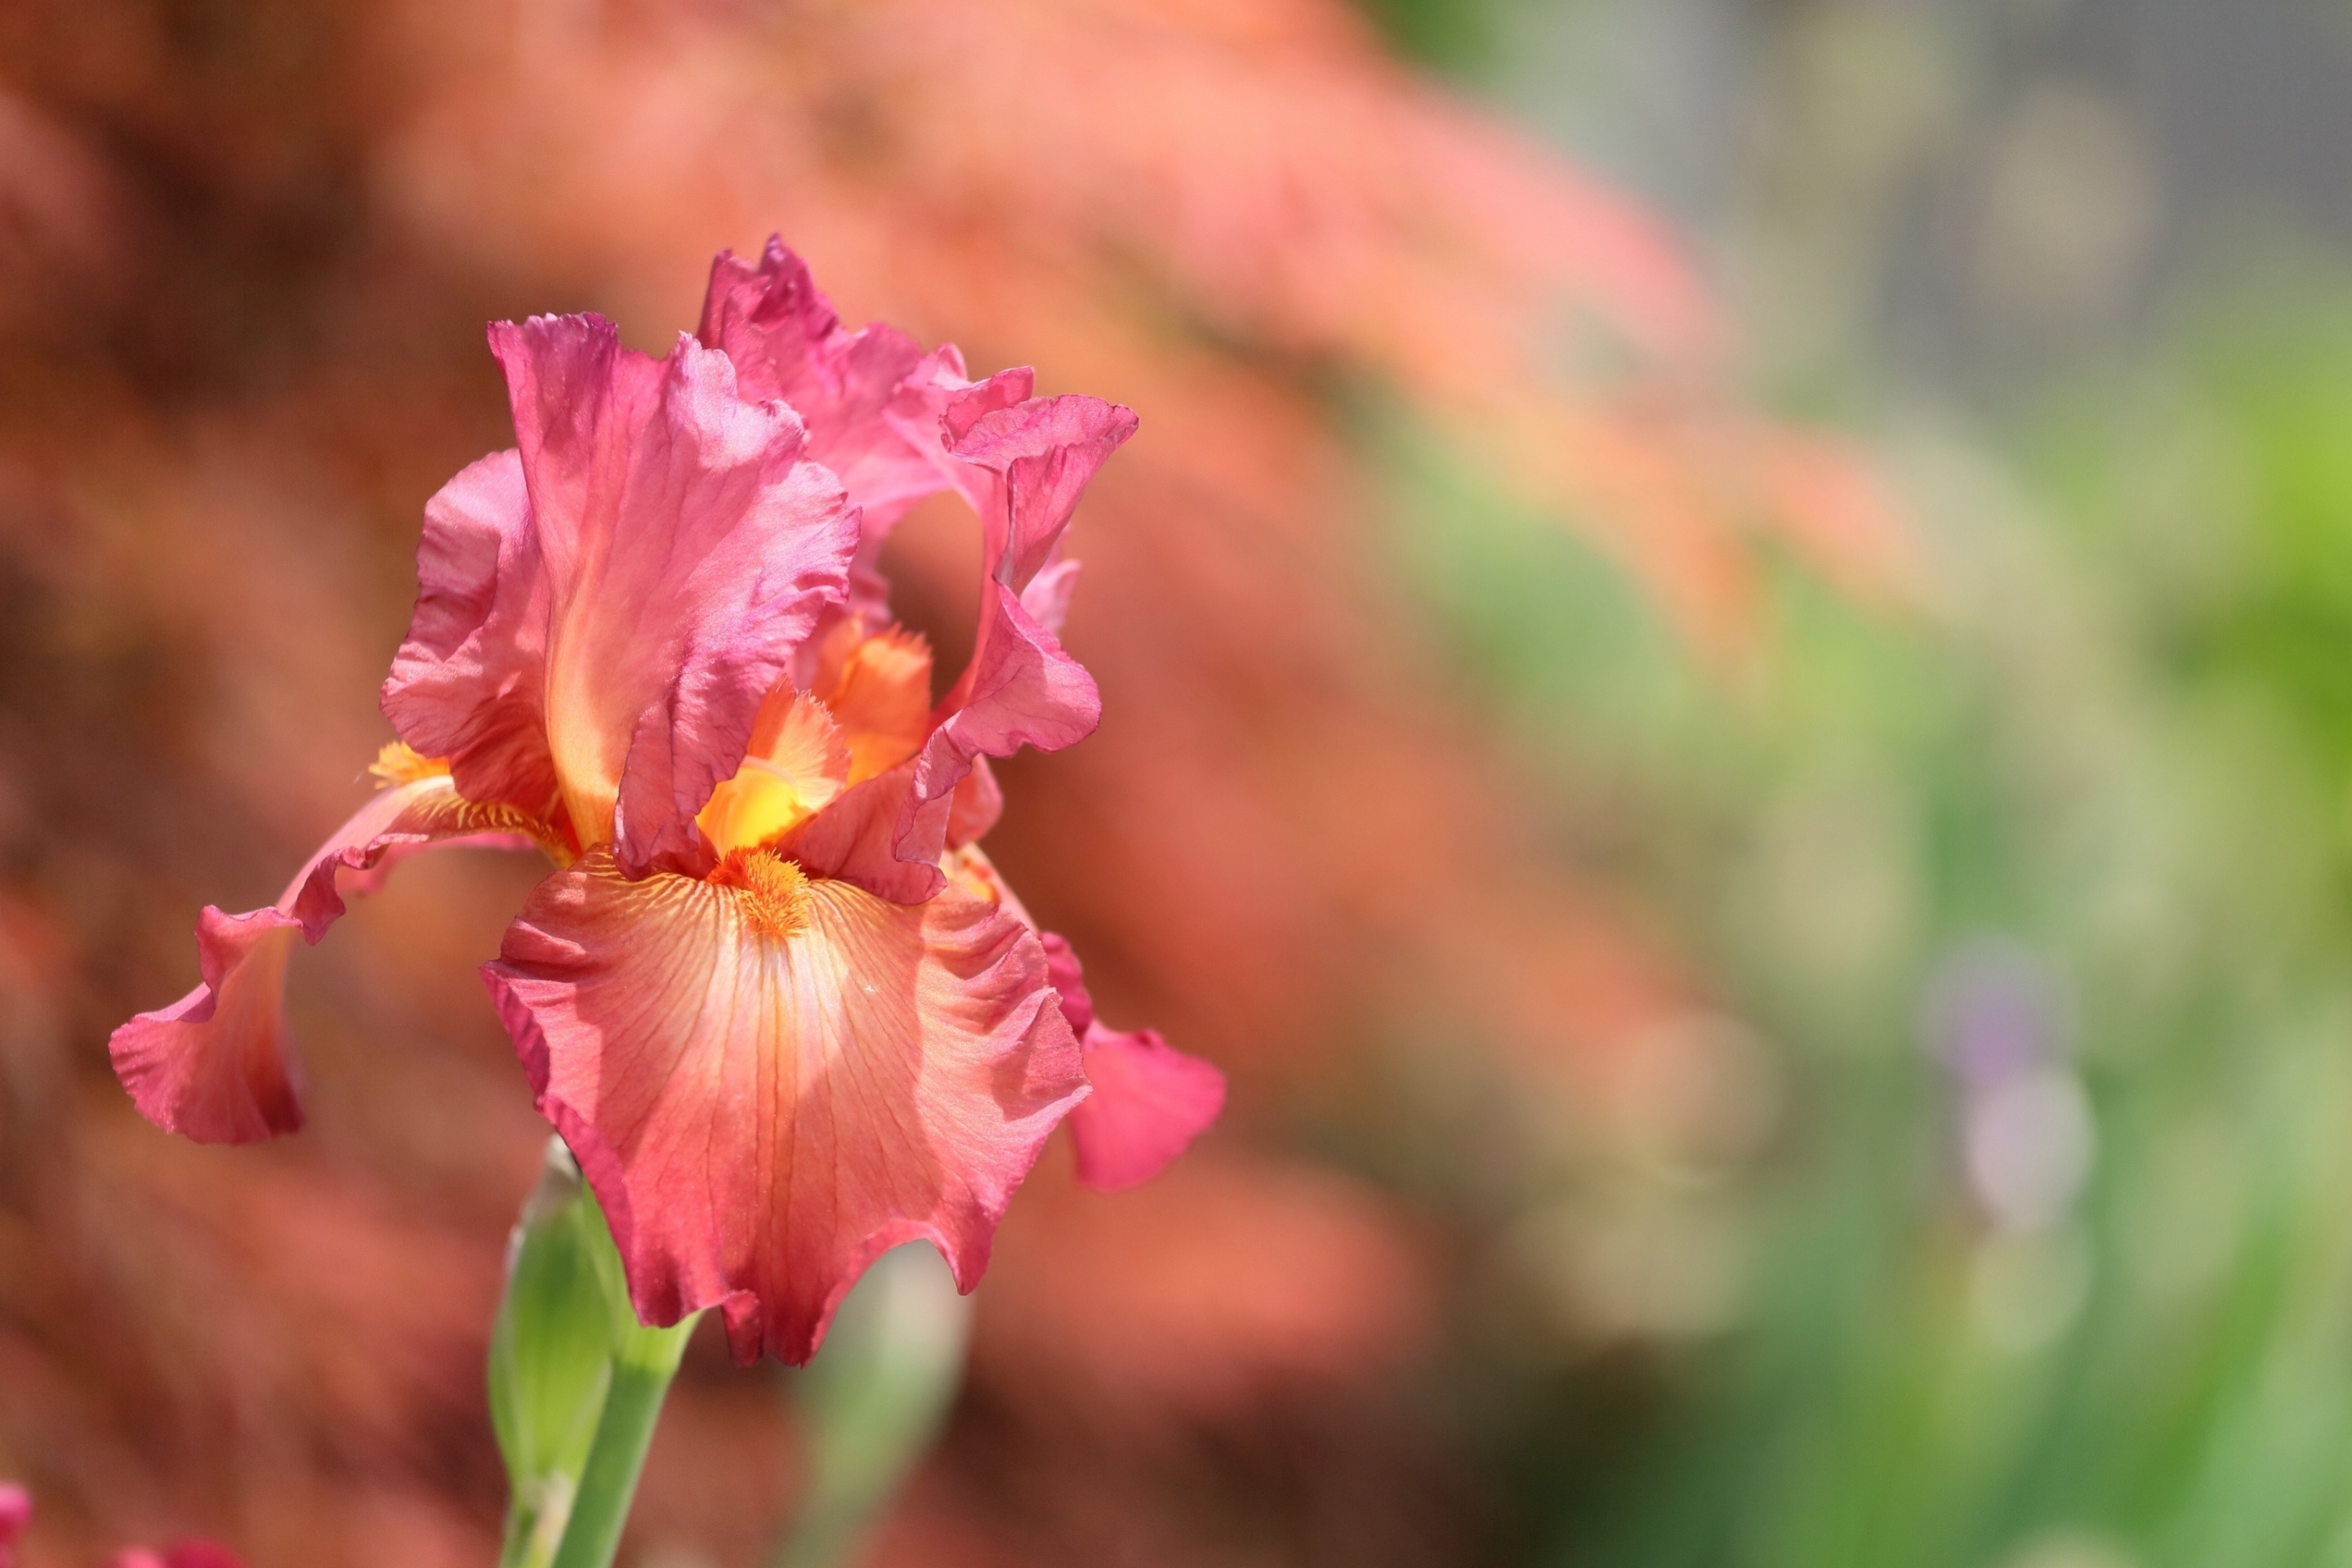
109;239;1223;1364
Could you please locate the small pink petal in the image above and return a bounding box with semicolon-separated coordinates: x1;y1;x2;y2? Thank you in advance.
1039;933;1223;1192
948;391;1138;593
1068;1026;1227;1193
772;763;947;906
109;770;546;1144
380;449;561;820
485;852;1088;1364
1039;931;1094;1032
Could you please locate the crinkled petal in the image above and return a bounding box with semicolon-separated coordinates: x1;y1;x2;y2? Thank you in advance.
109;768;548;1144
500;315;858;873
885;393;1133;868
948;391;1138;594
394;312;855;874
699;238;968;536
1040;933;1223;1192
899;584;1099;866
485;851;1087;1365
380;448;561;819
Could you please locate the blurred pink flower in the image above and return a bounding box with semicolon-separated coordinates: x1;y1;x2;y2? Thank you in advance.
0;1486;241;1568
0;1486;27;1568
107;1547;243;1568
108;239;1220;1364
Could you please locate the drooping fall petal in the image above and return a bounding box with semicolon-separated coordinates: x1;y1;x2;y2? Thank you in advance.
385;312;858;873
1041;933;1223;1192
485;850;1088;1365
109;762;548;1143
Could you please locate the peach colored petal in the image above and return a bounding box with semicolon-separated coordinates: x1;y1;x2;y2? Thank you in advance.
109;765;549;1143
812;621;934;784
484;850;1087;1364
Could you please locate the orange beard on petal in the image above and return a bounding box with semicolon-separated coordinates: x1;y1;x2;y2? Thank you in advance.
367;741;577;863
709;848;815;939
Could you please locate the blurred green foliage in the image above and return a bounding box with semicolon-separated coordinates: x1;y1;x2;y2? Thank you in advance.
1353;0;1501;73
1370;257;2352;1567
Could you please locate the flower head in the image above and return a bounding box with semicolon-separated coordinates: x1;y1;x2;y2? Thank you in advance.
110;238;1221;1362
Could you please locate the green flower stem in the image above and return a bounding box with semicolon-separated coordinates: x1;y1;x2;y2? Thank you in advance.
548;1328;693;1568
490;1140;694;1568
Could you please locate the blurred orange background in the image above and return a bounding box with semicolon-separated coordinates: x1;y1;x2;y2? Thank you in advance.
0;1;1903;1563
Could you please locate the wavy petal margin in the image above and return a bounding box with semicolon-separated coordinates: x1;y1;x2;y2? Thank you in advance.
385;313;857;874
699;238;969;537
889;393;1135;869
380;448;562;821
109;768;546;1143
1041;933;1223;1192
486;852;1087;1364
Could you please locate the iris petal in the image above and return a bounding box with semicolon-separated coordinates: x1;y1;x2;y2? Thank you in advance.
1040;933;1225;1192
485;851;1087;1365
110;764;548;1143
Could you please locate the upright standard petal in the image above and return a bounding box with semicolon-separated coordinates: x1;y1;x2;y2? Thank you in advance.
380;448;562;822
109;759;550;1143
393;314;857;874
504;316;858;873
487;852;1088;1365
698;238;969;535
893;392;1136;868
1041;933;1224;1192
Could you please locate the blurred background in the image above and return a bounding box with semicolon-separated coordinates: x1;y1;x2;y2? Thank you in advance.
7;0;2352;1563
